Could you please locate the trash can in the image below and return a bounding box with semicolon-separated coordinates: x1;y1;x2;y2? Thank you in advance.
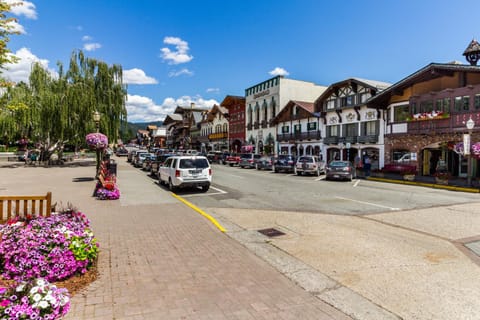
108;159;117;175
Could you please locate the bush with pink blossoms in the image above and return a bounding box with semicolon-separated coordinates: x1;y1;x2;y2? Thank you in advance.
0;210;99;282
0;278;70;319
85;133;108;150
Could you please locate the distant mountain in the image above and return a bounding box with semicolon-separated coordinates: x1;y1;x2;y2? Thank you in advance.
127;121;164;133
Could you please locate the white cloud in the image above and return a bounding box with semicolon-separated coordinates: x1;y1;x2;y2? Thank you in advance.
2;47;57;83
123;68;158;84
7;20;26;34
168;68;193;77
5;0;37;19
82;35;92;41
206;88;220;94
161;36;193;65
83;43;102;51
269;67;289;76
126;94;218;123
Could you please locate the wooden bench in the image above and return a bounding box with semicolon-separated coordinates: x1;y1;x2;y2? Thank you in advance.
0;192;52;222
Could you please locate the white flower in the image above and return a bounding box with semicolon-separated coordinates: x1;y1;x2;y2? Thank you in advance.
15;283;26;292
38;300;49;309
59;295;70;306
29;287;38;295
32;293;42;302
35;279;46;287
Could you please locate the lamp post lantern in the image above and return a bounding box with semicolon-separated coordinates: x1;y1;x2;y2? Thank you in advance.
466;117;475;186
93;111;101;133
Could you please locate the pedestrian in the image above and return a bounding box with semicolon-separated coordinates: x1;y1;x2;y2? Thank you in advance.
363;152;371;177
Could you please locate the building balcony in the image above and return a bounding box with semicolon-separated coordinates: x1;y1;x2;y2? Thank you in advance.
254;122;260;129
261;120;268;128
358;135;378;143
323;136;339;145
345;136;358;143
247;123;252;130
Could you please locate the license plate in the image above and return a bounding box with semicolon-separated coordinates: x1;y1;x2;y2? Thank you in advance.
190;169;202;174
333;174;339;178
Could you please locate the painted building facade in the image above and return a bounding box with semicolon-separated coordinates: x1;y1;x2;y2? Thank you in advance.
220;95;245;153
367;61;480;180
245;76;326;155
314;78;391;169
272;100;323;157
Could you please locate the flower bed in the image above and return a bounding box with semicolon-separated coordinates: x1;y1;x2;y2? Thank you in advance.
0;278;70;319
0;207;99;319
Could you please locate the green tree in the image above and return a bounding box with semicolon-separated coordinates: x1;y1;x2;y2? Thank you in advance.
1;50;127;163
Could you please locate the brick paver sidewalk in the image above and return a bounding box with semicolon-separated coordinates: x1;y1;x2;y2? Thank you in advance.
0;159;350;319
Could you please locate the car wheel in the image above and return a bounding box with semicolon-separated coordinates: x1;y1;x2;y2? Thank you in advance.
201;184;210;192
168;179;176;192
273;166;278;173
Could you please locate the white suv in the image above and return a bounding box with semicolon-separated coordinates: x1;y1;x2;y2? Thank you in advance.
294;155;325;176
158;155;212;192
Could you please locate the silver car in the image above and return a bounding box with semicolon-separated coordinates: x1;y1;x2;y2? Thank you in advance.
294;155;325;176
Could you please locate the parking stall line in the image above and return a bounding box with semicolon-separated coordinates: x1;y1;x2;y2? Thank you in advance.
335;196;400;211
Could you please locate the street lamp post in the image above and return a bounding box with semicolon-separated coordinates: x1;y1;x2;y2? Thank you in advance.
93;111;101;178
93;111;101;133
465;117;475;186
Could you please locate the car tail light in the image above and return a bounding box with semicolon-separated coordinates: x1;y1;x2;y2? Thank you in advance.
344;167;351;172
175;170;181;177
209;168;212;175
249;159;253;163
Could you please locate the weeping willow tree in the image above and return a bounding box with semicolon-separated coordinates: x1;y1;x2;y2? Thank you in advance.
0;49;127;163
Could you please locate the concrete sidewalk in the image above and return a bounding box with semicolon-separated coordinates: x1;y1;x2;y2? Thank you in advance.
0;160;352;319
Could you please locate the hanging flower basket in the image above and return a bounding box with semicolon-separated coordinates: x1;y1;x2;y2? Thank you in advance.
453;142;464;155
472;142;480;159
86;133;108;150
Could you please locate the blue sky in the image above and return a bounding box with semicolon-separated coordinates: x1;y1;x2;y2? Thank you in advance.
3;0;480;122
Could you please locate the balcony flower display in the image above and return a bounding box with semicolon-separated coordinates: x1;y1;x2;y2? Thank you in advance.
453;142;464;155
85;133;108;150
407;110;449;121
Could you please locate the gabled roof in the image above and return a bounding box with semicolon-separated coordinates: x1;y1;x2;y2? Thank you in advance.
163;113;182;125
174;105;210;114
146;125;157;130
367;62;480;108
220;95;245;108
271;100;317;125
314;77;391;107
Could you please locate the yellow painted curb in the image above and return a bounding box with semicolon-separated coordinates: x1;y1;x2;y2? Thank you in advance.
171;193;227;232
367;177;480;193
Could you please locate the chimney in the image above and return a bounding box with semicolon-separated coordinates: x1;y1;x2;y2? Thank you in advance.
190;102;195;109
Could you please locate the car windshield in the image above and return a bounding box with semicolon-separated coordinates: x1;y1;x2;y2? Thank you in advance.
179;158;209;169
329;161;349;167
240;153;252;159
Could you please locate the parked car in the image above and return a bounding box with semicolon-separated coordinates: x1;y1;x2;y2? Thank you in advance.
325;160;356;181
294;155;325;176
142;154;157;171
115;147;129;157
255;156;273;170
151;153;176;178
239;153;261;169
225;153;241;166
134;152;152;168
272;154;297;173
207;151;225;164
158;155;212;192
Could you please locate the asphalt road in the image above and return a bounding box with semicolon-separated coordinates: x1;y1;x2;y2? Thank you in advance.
178;163;480;215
